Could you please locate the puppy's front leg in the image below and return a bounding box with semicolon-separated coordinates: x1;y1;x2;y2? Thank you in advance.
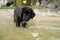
22;21;27;28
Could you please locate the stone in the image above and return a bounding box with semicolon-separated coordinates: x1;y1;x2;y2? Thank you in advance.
41;0;47;6
55;2;60;11
46;3;55;9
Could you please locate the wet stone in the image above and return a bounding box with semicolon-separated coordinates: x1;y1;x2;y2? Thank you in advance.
55;2;60;11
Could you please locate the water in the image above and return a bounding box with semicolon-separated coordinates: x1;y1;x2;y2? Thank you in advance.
0;9;60;40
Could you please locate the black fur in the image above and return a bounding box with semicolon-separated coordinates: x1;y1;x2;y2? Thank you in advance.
14;7;35;28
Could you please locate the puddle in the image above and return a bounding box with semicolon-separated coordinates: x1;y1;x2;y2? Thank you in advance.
0;9;60;40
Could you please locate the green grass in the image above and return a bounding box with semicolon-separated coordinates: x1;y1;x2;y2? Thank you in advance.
53;0;60;3
27;6;43;9
16;0;22;2
0;6;43;9
0;7;15;9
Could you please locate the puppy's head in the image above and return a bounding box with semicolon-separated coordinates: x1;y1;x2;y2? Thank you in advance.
22;7;35;21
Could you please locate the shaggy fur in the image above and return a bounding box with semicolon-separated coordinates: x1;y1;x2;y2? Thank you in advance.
14;7;35;28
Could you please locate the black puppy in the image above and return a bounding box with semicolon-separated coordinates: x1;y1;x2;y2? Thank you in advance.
14;7;35;28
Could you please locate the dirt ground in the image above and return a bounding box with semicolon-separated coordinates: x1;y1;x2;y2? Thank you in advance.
0;9;60;40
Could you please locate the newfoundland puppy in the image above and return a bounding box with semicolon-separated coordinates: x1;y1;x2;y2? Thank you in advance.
14;7;35;28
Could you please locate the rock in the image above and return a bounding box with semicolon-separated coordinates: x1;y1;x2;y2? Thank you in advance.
55;2;60;11
55;2;60;7
35;2;40;6
46;3;56;9
41;0;47;6
44;3;57;12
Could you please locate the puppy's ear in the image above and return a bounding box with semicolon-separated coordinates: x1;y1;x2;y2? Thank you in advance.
31;12;35;19
30;9;35;19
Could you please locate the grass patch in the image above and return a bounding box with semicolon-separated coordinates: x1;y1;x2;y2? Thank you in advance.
0;6;43;9
53;0;60;3
0;7;15;9
27;6;43;9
